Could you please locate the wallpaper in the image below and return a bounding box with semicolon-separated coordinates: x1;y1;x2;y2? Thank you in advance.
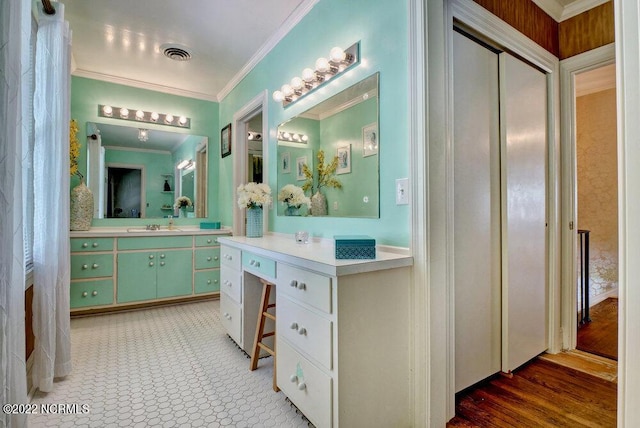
576;88;618;299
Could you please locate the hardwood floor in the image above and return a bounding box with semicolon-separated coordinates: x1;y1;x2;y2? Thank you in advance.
448;358;617;427
577;297;618;360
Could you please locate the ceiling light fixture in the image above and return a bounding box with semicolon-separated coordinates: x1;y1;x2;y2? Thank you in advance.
98;105;190;129
272;42;359;107
138;128;149;142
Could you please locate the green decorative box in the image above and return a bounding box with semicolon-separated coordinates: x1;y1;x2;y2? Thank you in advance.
334;235;376;259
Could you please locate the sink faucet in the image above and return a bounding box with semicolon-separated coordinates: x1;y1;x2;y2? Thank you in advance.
145;224;161;230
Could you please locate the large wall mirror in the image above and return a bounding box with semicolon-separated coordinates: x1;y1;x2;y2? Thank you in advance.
86;122;208;219
276;72;379;218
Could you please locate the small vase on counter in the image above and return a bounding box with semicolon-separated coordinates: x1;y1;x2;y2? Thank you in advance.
70;177;94;231
246;206;263;237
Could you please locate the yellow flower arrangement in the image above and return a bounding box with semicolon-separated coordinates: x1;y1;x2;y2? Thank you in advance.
69;119;81;177
301;149;342;193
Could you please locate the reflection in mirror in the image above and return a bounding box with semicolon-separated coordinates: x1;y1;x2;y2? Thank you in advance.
277;72;379;218
86;122;208;219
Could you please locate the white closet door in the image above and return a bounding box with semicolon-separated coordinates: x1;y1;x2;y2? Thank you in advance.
500;52;549;372
453;31;502;392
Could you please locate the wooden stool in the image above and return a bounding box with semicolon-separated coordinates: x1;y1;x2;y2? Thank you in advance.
250;278;279;392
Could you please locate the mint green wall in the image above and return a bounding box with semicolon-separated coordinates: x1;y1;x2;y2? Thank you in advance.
218;0;410;246
104;148;173;218
70;76;219;226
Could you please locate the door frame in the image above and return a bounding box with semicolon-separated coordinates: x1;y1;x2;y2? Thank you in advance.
559;43;616;351
232;90;269;236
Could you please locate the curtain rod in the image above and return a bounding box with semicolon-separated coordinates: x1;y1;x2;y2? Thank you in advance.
41;0;56;15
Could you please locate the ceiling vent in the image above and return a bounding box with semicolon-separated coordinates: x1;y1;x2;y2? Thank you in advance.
161;44;192;62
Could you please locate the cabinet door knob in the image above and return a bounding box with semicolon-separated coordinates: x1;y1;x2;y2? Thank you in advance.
214;279;219;284
290;375;298;383
82;264;88;269
297;382;306;391
82;291;88;297
149;262;154;267
289;280;298;288
149;254;154;259
92;242;99;247
207;239;212;244
92;291;98;296
214;256;219;261
207;256;212;261
92;263;99;269
297;282;306;290
160;261;165;266
298;327;307;336
160;254;166;259
207;279;212;284
290;322;298;330
82;242;88;248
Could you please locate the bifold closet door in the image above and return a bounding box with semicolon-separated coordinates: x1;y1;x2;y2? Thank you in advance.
499;52;548;373
453;30;502;393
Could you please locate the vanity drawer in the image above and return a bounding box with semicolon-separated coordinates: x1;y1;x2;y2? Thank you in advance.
71;254;114;279
194;270;220;294
220;245;241;271
220;294;242;345
278;295;332;369
242;251;276;279
70;279;114;308
277;339;332;428
195;248;221;269
220;267;242;303
277;263;332;314
195;235;227;247
117;235;192;250
71;237;114;253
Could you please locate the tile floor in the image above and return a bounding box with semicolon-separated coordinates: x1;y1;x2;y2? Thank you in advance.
29;300;311;428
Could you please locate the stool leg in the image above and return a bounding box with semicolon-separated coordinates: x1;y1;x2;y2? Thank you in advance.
250;282;271;371
273;338;279;392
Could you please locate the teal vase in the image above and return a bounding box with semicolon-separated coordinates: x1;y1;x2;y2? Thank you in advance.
246;206;263;237
285;205;301;216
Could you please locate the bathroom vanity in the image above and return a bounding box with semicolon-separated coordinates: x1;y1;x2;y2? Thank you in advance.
218;234;413;428
69;227;230;313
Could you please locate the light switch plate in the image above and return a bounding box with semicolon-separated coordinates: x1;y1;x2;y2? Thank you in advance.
396;178;409;205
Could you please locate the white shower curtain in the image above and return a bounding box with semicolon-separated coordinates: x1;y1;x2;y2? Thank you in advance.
0;0;31;426
32;1;73;393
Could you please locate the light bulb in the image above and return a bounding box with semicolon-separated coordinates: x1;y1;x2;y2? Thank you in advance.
291;77;304;90
120;108;129;118
165;114;174;124
102;105;113;116
135;110;144;120
330;47;346;62
150;112;159;121
302;68;315;82
315;57;330;73
248;132;254;140
177;159;189;169
179;116;188;125
283;132;291;140
273;90;284;103
281;84;294;97
301;135;308;142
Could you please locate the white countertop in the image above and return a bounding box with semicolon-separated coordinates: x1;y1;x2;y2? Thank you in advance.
218;234;413;277
70;226;232;238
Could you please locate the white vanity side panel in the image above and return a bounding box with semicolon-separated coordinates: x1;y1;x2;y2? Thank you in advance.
335;266;412;428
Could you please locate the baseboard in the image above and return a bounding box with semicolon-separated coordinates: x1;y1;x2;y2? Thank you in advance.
590;288;618;307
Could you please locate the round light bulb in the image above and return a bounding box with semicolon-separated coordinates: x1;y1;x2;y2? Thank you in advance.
283;132;291;140
315;57;330;73
281;84;294;97
165;114;174;123
301;135;308;142
102;105;113;116
330;47;346;62
248;132;253;140
273;90;284;103
302;68;315;82
120;108;129;118
291;76;304;90
135;110;144;120
179;116;188;125
150;112;159;121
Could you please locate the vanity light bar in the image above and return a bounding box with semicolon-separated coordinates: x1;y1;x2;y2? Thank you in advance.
277;131;308;143
272;42;360;108
98;105;191;129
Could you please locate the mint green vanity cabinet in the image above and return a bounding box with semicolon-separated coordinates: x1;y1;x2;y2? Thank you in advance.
70;279;114;308
194;270;221;294
156;249;193;298
71;237;114;252
193;234;227;295
70;238;115;310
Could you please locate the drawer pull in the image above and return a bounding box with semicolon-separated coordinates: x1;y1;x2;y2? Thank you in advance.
290;375;298;383
82;242;88;248
92;291;98;296
82;264;88;269
82;291;88;297
149;262;154;267
207;256;212;261
207;279;212;284
249;259;261;267
290;322;299;330
214;256;219;261
92;242;99;248
207;239;212;243
149;254;154;259
290;280;298;288
297;282;306;290
160;254;165;259
297;382;307;391
223;312;231;320
224;254;233;261
92;263;99;269
160;261;165;266
298;327;307;336
224;280;232;287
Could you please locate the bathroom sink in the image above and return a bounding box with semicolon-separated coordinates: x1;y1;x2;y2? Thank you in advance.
126;228;182;233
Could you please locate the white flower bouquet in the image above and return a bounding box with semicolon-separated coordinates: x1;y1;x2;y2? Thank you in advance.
278;184;311;208
174;196;193;209
237;182;272;209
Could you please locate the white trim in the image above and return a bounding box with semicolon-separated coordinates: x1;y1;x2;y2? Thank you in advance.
232;91;269;237
103;145;171;155
532;0;565;21
589;287;619;307
72;68;218;102
532;0;610;22
436;0;561;422
558;43;615;352
216;0;319;102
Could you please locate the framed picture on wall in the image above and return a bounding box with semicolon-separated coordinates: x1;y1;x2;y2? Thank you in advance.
336;144;351;174
296;156;309;181
362;122;378;157
281;152;291;173
221;123;232;158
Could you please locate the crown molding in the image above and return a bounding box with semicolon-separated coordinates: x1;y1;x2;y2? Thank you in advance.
533;0;611;22
71;68;218;102
216;0;320;102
